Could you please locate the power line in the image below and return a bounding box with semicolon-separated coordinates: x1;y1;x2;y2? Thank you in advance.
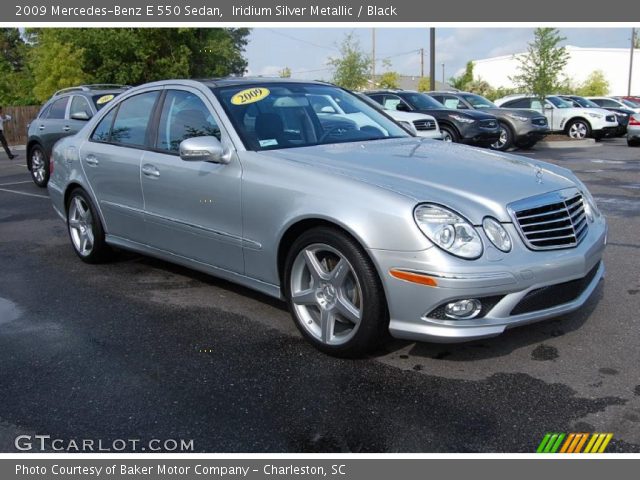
265;29;339;52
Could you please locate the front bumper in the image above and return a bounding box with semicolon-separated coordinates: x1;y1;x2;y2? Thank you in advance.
369;216;607;343
460;128;501;146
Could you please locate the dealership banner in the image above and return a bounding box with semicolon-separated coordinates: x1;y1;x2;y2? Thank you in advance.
2;458;640;479
4;0;640;22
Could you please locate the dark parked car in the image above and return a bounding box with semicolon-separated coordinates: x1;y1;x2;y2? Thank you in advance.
428;91;549;151
26;84;129;187
364;90;500;148
560;95;633;136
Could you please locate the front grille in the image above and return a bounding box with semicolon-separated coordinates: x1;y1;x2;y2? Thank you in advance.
532;117;547;126
509;189;588;251
413;119;436;131
606;115;616;122
510;263;601;315
480;119;498;129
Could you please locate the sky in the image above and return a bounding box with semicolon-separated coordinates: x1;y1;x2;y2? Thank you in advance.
243;28;635;82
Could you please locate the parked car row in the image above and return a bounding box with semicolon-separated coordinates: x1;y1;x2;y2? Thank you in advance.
42;77;607;356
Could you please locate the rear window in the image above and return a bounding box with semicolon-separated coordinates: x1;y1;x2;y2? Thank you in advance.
92;93;118;111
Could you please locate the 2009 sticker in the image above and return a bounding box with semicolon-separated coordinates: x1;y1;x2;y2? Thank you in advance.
231;88;270;106
96;94;115;105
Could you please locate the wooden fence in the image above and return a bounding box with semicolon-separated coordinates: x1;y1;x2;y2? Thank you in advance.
2;105;41;146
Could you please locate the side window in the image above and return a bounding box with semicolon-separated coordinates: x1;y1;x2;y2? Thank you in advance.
442;96;462;109
70;96;93;119
430;95;444;104
156;90;221;153
109;91;159;147
383;95;402;110
600;99;618;108
504;98;530;108
367;95;385;106
47;97;69;119
39;104;52;119
90;107;117;142
531;100;544;111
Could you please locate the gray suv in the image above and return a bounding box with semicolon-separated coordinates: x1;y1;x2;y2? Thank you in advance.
27;84;129;187
428;91;549;151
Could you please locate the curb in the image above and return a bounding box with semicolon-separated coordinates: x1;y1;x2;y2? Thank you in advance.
536;139;600;149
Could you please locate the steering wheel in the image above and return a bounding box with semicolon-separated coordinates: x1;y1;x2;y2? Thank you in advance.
318;126;351;143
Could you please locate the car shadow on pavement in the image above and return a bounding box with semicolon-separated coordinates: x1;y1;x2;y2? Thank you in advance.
379;282;604;361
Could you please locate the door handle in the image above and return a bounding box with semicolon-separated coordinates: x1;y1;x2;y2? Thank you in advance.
62;125;71;132
142;164;160;178
38;124;45;130
85;155;99;166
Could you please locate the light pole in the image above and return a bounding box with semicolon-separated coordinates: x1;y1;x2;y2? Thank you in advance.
429;28;435;91
629;27;636;96
441;63;445;85
371;28;376;88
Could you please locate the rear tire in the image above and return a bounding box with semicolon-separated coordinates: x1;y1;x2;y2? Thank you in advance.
283;227;389;357
66;188;112;263
628;138;640;147
29;145;49;188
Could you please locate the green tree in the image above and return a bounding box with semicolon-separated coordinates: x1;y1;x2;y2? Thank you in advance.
450;61;474;91
417;77;432;92
279;67;292;78
378;71;400;89
635;30;640;49
328;33;371;90
576;70;610;96
0;29;38;105
26;28;249;90
466;79;494;98
511;28;569;101
30;40;89;102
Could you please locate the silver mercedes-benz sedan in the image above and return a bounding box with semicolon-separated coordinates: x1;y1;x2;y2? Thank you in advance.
48;78;607;357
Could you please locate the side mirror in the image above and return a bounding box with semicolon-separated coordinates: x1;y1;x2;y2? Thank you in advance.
544;104;554;110
457;104;469;109
396;103;410;112
320;106;337;114
179;136;228;164
70;111;91;121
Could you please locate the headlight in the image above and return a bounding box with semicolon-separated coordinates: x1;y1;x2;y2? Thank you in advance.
582;189;600;222
414;204;483;259
587;112;603;119
449;114;475;124
482;217;512;252
506;113;528;122
617;113;628;118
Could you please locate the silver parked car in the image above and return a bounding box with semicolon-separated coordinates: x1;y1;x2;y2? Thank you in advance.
627;113;640;146
48;78;607;357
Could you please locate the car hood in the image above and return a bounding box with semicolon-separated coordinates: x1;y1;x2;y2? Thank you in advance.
480;107;545;119
414;108;496;120
265;138;577;224
388;110;436;122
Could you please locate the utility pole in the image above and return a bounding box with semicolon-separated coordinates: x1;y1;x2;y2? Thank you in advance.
429;28;435;91
441;63;445;85
420;48;424;78
371;28;376;88
629;27;636;96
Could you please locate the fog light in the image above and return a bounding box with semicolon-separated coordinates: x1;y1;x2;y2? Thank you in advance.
444;299;482;319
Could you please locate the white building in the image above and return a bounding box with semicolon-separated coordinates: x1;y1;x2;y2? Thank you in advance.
473;46;640;96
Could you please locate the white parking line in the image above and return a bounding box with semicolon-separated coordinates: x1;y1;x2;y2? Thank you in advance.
0;188;49;199
0;181;33;186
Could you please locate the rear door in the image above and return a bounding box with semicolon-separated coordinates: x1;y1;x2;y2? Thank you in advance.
79;89;161;242
39;96;70;156
139;87;244;272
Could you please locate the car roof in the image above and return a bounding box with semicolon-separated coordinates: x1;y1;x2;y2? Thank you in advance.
52;84;131;98
198;77;331;88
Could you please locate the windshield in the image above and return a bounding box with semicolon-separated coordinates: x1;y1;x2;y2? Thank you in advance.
566;96;600;108
461;94;496;109
402;93;444;110
547;96;573;108
215;84;409;151
621;98;639;108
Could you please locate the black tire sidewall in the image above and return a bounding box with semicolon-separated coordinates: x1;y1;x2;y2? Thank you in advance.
66;188;110;263
283;227;389;357
492;122;514;151
441;125;458;143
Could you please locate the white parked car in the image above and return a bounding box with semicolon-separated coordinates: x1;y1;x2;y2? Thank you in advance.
495;94;618;140
588;96;640;114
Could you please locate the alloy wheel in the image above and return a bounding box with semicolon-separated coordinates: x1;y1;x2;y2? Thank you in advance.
31;149;46;184
289;243;363;346
569;122;588;139
68;196;95;257
492;126;508;149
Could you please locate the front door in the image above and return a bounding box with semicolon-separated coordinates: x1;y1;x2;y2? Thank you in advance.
140;88;244;273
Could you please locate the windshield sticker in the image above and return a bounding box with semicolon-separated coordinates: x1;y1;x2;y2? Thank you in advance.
231;87;270;106
96;94;115;105
259;139;278;147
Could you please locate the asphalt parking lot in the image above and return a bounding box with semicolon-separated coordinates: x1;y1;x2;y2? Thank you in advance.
0;139;639;453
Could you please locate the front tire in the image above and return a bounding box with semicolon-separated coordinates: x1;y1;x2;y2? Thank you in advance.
29;145;49;188
491;122;514;151
567;119;591;140
440;125;459;143
628;138;640;147
284;227;389;357
66;188;112;263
